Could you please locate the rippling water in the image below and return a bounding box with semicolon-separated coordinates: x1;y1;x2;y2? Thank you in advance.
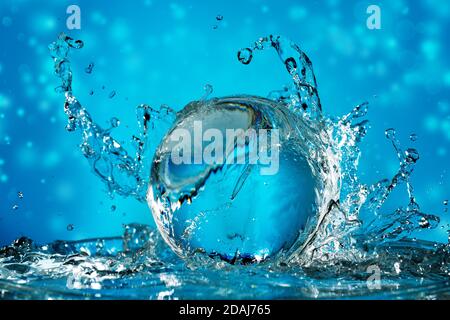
0;34;449;300
1;225;450;299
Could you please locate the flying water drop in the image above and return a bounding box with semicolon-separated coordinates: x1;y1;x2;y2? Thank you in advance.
237;48;253;65
110;117;120;128
85;62;95;74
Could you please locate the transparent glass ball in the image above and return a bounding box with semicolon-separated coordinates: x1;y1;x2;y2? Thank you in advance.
147;96;319;263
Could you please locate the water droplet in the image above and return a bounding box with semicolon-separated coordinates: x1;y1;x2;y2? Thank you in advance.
110;117;120;128
385;128;396;140
68;39;84;49
85;62;94;74
237;48;253;65
216;15;223;21
17;192;24;199
109;90;116;99
351;102;369;119
75;40;84;48
405;148;420;163
66;224;74;231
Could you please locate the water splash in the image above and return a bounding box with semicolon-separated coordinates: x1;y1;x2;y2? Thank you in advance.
49;33;174;202
1;224;449;299
238;35;322;120
235;35;441;266
48;32;442;262
0;33;447;299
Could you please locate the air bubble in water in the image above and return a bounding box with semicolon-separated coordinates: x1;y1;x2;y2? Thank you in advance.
109;91;116;99
17;192;24;199
409;133;418;141
12;204;19;210
216;15;223;21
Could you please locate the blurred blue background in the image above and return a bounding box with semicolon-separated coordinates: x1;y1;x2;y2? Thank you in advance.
0;0;449;246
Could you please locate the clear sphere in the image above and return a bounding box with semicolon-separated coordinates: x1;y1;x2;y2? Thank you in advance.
148;96;319;263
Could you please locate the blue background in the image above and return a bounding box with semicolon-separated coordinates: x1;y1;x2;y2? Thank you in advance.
0;0;449;245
